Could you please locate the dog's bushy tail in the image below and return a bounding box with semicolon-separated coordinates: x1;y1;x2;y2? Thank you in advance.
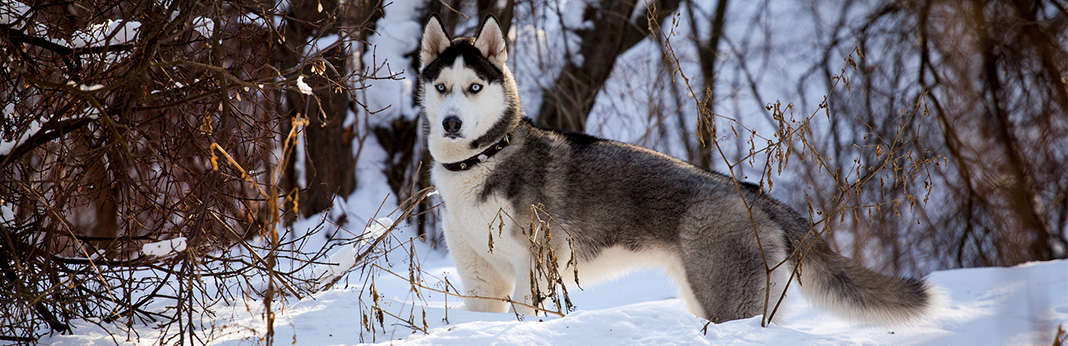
759;194;935;324
787;234;935;324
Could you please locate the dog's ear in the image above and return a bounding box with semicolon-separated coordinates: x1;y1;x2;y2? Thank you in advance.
474;15;507;66
420;15;450;70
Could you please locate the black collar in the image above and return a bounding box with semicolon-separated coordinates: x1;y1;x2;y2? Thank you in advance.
441;134;512;171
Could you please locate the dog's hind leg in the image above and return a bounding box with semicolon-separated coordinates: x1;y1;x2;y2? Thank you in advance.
677;203;788;322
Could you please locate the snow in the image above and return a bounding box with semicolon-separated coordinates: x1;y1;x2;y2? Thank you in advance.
296;75;314;95
192;16;216;38
361;217;395;244
0;120;41;156
561;1;594;31
0;2;30;25
79;84;104;92
314;217;396;287
65;19;142;48
238;252;1065;346
40;220;1068;346
0;203;14;227
358;3;422;127
140;237;188;257
314;240;360;287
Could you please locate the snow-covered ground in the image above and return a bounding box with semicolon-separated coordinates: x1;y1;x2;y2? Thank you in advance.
235;250;1068;346
38;211;1068;345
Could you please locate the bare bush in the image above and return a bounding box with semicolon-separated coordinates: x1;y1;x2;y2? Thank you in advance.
0;0;387;343
806;0;1068;270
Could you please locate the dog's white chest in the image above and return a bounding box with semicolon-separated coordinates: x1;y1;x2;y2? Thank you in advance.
432;166;524;258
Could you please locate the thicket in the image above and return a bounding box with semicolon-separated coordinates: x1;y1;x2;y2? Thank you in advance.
1;0;1064;344
0;0;389;343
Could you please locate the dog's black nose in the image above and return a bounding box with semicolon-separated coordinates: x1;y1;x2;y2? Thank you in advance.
442;116;462;134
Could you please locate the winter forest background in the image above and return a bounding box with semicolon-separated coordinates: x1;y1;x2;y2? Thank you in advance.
1;0;1066;344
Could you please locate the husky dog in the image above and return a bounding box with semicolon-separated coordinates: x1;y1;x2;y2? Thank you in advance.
418;14;933;324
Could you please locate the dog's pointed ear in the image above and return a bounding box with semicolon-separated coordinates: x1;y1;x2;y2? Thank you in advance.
421;15;450;70
475;15;507;66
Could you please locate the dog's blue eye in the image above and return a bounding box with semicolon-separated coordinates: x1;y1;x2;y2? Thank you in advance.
469;84;482;93
435;84;446;93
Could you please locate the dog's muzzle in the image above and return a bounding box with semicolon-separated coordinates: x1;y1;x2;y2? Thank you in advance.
443;116;462;138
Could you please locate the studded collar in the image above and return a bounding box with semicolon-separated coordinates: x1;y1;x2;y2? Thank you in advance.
441;133;512;171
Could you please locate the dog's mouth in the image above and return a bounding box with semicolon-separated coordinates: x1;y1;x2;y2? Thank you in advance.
443;133;464;140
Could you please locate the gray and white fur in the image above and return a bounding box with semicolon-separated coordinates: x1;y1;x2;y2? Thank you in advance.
418;14;934;324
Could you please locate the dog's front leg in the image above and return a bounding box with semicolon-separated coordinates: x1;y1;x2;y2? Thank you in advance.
448;240;513;313
510;258;550;316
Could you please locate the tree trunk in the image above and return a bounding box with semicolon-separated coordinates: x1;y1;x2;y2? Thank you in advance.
276;0;357;219
690;0;729;171
536;0;683;132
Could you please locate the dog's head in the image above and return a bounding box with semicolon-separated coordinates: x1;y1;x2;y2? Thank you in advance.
419;15;520;164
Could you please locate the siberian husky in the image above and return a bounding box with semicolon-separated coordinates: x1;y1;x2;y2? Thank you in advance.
418;14;934;324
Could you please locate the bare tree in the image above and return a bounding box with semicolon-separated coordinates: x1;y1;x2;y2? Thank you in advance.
687;0;729;170
802;0;1068;270
276;0;385;219
536;0;683;132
